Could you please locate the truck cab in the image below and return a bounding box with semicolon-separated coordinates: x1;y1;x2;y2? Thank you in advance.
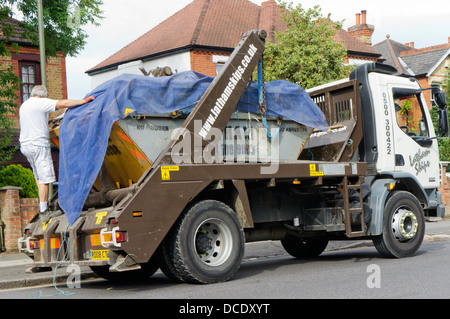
350;63;447;219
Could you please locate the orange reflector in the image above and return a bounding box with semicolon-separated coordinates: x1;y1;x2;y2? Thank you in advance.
133;211;143;217
39;237;60;249
90;233;112;246
90;234;102;246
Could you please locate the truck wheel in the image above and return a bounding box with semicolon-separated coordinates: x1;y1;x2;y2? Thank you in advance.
373;191;425;258
165;200;245;284
281;236;329;258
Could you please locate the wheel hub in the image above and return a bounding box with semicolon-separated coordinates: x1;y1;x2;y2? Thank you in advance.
392;208;418;242
194;219;233;267
195;232;211;255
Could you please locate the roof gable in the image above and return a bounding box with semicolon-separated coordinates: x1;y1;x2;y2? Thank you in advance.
372;37;414;74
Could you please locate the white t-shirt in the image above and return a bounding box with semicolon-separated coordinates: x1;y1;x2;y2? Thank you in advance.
19;97;58;147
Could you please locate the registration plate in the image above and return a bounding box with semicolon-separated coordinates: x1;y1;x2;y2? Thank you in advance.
89;250;109;260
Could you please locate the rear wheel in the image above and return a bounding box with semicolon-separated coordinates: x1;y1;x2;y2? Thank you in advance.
281;236;329;258
373;191;425;258
163;200;245;284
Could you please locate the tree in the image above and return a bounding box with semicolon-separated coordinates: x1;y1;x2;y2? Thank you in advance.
0;0;103;167
0;63;19;168
0;0;103;57
262;1;351;89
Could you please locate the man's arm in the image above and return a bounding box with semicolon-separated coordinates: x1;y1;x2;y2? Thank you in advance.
55;96;95;110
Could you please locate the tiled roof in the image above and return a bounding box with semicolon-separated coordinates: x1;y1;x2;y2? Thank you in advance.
88;0;264;73
373;37;450;76
401;46;450;76
0;17;34;45
87;0;380;74
333;28;381;57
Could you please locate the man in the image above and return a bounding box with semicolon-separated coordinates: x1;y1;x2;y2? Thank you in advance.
19;85;95;223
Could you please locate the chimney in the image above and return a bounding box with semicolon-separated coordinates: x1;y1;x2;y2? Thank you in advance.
356;13;360;25
410;42;414;48
361;10;367;24
347;10;375;46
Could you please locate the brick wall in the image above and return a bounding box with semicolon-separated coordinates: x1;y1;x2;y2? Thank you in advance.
190;49;230;77
0;187;38;252
0;44;67;129
439;164;450;215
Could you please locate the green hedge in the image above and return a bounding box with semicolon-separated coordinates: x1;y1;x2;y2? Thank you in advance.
0;164;38;198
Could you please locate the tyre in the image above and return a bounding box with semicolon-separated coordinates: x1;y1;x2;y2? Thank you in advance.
281;236;329;258
164;200;245;284
157;244;184;282
373;191;425;258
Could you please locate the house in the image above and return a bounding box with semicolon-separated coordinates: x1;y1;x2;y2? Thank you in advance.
86;0;382;87
373;35;450;108
0;17;67;176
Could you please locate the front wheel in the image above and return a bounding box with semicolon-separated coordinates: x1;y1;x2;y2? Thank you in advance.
163;200;245;284
373;191;425;258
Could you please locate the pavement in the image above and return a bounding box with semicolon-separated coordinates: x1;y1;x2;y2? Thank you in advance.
1;217;449;290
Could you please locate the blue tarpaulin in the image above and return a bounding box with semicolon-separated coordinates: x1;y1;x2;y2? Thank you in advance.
58;72;328;225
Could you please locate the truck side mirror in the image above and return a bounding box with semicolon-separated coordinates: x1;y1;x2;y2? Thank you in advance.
435;91;449;137
435;91;447;109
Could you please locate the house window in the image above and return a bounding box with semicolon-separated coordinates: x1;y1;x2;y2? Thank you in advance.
19;63;39;102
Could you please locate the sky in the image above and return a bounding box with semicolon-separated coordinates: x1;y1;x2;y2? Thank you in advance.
66;0;450;99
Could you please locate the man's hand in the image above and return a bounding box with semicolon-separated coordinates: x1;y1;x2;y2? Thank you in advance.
56;96;96;109
83;96;95;104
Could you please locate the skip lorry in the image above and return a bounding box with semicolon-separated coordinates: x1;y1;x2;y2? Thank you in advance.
19;29;448;284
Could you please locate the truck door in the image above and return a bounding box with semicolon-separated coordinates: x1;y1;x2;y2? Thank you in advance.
388;85;440;189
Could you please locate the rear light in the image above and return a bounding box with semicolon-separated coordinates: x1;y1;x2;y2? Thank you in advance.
115;231;127;243
100;227;126;248
29;240;40;249
18;237;41;253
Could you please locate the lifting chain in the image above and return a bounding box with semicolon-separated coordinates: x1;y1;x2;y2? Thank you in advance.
258;54;267;116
